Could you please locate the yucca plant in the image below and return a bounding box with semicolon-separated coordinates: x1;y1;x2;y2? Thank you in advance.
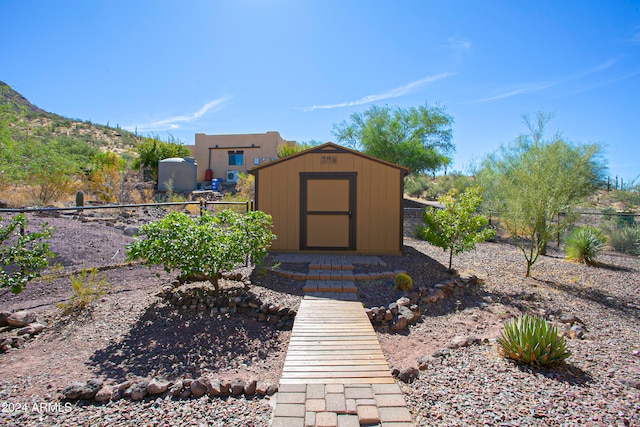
564;226;605;266
497;314;571;367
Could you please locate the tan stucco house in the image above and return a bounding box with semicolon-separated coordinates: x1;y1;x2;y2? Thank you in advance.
192;131;289;184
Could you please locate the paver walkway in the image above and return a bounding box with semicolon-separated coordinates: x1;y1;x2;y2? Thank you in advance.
271;255;414;427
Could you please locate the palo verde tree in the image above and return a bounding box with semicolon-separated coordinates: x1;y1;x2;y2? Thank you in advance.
477;112;606;276
126;210;275;290
1;214;54;294
415;186;495;273
332;102;454;174
134;134;191;181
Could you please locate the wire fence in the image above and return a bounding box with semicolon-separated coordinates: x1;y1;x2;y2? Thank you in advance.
0;201;253;274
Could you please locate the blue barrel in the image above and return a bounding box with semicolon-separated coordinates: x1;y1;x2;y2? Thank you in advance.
211;179;219;191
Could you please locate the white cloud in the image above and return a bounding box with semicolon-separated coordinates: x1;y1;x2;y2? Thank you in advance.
447;36;472;50
303;73;456;111
126;95;233;132
473;81;558;103
470;59;618;104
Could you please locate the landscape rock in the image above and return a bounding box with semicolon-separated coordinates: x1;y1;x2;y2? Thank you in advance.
62;382;86;400
396;296;411;307
446;335;479;349
190;377;209;398
244;379;257;396
80;378;103;400
94;385;113;402
126;380;149;401
390;316;408;331
17;322;45;336
230;378;245;396
256;381;277;396
0;311;10;327
398;366;419;383
426;288;446;303
6;311;36;328
417;355;436;370
147;378;170;395
169;380;184;397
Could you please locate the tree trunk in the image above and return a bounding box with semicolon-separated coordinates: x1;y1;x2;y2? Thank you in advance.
448;249;454;273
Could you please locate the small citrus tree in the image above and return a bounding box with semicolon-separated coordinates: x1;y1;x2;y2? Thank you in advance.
1;214;54;293
415;186;495;273
125;210;275;290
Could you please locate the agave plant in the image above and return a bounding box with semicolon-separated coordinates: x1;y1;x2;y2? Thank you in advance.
497;314;571;367
564;226;606;266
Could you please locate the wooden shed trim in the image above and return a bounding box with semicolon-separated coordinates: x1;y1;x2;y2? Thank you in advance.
248;142;410;175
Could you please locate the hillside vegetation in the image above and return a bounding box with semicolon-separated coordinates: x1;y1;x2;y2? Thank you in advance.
0;82;188;207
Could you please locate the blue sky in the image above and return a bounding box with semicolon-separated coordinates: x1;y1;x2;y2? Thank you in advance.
1;0;639;180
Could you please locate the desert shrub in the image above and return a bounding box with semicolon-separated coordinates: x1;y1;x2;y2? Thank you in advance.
126;210;275;290
608;226;640;256
0;214;54;293
394;273;413;291
601;207;616;221
404;175;431;197
429;173;473;198
56;268;111;314
498;314;571;367
564;226;606;265
235;172;255;200
29;170;77;206
615;211;636;228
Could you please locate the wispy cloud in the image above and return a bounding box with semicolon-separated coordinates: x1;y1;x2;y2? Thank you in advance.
126;95;233;132
447;36;472;50
469;59;618;104
628;27;640;44
303;73;456;111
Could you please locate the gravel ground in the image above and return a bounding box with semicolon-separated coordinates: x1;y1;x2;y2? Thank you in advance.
1;210;638;426
393;237;640;427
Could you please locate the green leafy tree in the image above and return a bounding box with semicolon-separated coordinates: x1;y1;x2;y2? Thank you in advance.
134;134;191;181
415;186;495;273
477;113;607;276
277;140;322;158
1;214;54;293
126;210;275;290
332;102;454;174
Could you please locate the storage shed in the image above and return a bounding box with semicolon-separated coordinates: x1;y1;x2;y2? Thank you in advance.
249;143;409;255
158;157;198;193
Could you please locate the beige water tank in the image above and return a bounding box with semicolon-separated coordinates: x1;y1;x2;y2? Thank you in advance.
158;157;197;192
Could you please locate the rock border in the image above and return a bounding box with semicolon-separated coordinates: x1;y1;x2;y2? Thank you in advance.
0;310;46;353
62;375;278;403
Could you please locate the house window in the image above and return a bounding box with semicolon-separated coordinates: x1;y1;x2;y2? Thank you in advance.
228;151;244;166
254;157;260;165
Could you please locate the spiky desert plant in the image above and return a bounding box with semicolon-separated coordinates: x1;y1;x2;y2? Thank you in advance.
394;273;413;291
498;314;571;367
608;226;640;256
564;226;606;266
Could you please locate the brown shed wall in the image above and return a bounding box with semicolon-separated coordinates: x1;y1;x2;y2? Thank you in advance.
253;146;406;255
